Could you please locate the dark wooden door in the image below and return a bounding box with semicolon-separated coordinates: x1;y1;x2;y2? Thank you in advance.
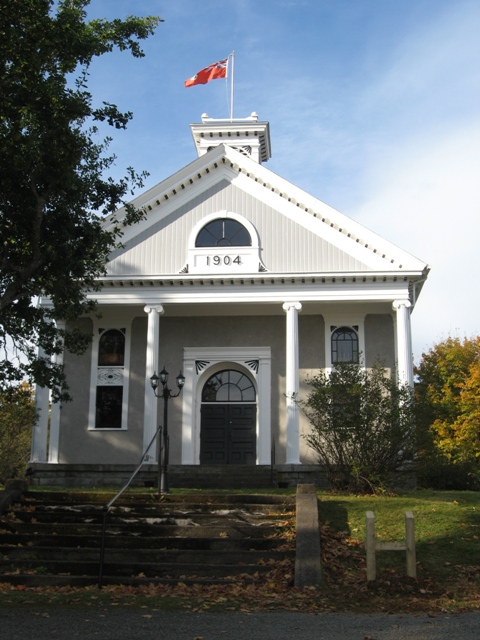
200;404;256;464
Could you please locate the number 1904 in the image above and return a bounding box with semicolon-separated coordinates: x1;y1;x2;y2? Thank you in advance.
206;255;242;266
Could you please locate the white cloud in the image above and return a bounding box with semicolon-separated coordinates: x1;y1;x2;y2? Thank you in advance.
331;2;480;360
352;121;480;360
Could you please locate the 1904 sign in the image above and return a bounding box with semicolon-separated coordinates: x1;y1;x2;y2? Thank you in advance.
206;255;242;266
189;249;261;273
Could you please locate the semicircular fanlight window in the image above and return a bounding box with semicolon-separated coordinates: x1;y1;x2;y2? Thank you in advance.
195;219;251;247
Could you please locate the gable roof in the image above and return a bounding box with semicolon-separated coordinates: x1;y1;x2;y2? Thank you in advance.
109;143;427;278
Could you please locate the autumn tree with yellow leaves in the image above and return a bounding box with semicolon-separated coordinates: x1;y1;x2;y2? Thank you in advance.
415;336;480;489
0;383;36;484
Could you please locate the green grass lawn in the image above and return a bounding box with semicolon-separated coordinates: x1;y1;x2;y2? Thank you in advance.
316;489;480;580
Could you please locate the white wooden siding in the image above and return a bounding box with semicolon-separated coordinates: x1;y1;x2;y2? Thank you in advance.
106;181;371;276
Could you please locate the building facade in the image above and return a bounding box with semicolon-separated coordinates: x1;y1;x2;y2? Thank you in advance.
31;113;429;480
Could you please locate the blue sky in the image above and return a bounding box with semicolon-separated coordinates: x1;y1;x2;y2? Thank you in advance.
83;0;480;362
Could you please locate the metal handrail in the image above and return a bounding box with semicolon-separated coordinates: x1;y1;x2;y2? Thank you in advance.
98;425;162;589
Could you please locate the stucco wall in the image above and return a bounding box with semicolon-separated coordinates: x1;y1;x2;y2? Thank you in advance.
59;316;146;465
364;313;395;370
59;318;93;463
125;316;148;458
298;315;326;462
58;310;395;466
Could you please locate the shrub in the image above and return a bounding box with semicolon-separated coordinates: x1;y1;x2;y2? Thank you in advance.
300;362;415;493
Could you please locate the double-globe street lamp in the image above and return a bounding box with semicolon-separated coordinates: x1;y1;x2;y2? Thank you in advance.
150;367;185;494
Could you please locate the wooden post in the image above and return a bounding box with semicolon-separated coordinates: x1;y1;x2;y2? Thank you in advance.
405;510;416;578
366;511;376;581
365;510;416;581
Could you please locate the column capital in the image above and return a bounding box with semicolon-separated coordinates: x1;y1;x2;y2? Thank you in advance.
283;301;302;313
144;304;165;315
392;300;412;311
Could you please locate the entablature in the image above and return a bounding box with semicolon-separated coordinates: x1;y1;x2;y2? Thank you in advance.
88;270;424;307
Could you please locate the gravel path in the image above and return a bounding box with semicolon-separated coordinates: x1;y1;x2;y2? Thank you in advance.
2;609;480;640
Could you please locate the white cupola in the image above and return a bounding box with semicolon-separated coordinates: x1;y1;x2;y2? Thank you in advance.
190;112;272;164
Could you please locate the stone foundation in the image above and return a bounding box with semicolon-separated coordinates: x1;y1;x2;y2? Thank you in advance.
27;462;415;490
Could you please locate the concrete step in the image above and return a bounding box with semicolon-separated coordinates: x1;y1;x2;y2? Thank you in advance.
0;534;287;550
1;521;284;538
1;547;294;565
0;573;266;588
0;490;296;587
24;491;292;505
0;558;288;579
9;503;292;522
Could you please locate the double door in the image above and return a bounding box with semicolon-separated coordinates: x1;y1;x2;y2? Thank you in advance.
200;404;256;464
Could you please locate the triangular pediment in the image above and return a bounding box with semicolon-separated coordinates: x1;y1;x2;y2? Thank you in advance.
105;144;428;280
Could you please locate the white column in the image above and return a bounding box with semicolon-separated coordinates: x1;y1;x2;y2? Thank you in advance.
31;347;49;462
256;355;272;465
392;300;413;387
181;354;196;464
48;320;66;463
143;305;164;460
283;302;302;464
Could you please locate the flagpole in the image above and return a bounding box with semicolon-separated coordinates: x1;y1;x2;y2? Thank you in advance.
229;51;235;121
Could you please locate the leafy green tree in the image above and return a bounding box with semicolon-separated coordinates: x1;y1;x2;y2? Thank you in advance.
415;336;480;489
0;0;161;400
0;383;36;484
300;362;415;493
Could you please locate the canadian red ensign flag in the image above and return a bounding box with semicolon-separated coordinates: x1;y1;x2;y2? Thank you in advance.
184;58;228;88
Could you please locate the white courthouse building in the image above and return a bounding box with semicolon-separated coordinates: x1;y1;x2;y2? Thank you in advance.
31;113;429;486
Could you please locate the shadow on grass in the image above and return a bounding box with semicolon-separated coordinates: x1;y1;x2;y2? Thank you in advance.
316;498;351;535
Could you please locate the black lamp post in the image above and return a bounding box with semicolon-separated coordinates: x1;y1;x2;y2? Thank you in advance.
150;367;185;494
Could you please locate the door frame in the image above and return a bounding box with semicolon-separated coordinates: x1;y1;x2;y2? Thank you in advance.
181;347;271;465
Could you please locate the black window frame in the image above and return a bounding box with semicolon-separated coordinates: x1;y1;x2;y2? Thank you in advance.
202;369;256;403
195;218;252;247
95;328;126;429
331;326;359;364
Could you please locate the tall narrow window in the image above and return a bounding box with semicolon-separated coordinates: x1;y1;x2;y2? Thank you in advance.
331;327;359;364
95;329;125;428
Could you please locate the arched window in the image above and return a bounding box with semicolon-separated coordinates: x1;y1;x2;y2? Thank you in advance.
202;369;256;402
98;329;125;366
195;218;251;247
331;327;359;364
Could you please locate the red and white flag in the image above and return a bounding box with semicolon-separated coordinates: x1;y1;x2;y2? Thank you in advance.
184;58;228;88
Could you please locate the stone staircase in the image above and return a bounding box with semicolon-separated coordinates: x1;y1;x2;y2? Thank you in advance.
0;490;296;587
